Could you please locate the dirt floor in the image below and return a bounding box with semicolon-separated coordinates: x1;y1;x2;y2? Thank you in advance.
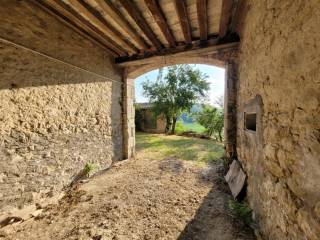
1;134;256;240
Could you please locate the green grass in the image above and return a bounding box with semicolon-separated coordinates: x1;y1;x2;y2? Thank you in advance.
175;121;206;134
136;132;225;165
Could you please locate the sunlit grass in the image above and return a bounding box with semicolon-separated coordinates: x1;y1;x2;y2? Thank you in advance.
136;132;225;165
175;121;206;134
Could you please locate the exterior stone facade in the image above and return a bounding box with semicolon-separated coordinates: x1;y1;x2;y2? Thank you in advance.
236;1;320;239
135;103;166;134
0;1;123;218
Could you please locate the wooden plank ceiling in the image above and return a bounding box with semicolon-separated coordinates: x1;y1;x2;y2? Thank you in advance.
34;0;240;64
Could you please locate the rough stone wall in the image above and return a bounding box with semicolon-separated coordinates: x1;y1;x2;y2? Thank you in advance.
236;1;320;239
138;110;166;134
123;76;135;159
156;115;167;134
0;1;123;216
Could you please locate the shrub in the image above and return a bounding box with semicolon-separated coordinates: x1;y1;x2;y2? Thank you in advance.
175;121;184;134
83;163;96;177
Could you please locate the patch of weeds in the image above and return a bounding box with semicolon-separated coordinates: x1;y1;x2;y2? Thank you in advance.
228;199;254;227
83;163;96;177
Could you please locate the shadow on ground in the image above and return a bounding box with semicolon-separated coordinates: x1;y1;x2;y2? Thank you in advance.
171;160;256;240
176;182;256;240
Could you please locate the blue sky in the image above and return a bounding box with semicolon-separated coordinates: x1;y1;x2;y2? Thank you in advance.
134;64;225;106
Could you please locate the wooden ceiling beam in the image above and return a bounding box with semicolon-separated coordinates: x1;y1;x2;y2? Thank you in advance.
219;0;234;38
94;0;149;50
144;0;176;48
116;41;239;67
197;0;208;41
174;0;192;44
119;0;162;50
77;0;140;54
66;0;137;54
32;0;117;56
36;0;126;56
51;0;127;56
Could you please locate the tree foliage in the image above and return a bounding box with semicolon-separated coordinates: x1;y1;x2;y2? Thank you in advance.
194;105;224;141
142;65;210;134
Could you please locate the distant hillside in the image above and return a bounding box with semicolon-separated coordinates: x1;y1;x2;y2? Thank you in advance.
178;104;203;123
190;104;203;113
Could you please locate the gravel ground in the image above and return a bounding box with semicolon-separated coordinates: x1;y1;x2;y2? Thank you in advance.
1;135;256;240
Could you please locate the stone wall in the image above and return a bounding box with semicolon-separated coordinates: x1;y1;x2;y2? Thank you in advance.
136;109;166;134
0;1;123;217
122;76;135;159
236;1;320;239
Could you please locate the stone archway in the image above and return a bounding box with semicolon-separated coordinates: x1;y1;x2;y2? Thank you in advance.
121;43;239;160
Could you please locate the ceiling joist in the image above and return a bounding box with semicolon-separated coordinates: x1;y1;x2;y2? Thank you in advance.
219;0;234;38
34;0;240;61
197;0;208;41
52;0;127;55
32;0;117;56
38;0;126;56
144;0;176;48
67;0;138;54
119;0;162;50
94;0;149;50
174;0;192;44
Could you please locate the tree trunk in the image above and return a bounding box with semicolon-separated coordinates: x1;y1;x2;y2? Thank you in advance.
165;115;172;134
171;116;177;134
218;130;222;142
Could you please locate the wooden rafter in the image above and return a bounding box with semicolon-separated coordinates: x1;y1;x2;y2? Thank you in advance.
38;0;126;56
174;0;192;44
95;0;149;50
78;0;140;53
219;0;234;38
144;0;176;48
66;0;137;54
32;0;117;56
119;0;162;50
197;0;208;41
230;0;245;34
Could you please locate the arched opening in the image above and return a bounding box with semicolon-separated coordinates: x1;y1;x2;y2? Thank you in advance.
134;63;226;163
135;64;225;132
122;57;238;160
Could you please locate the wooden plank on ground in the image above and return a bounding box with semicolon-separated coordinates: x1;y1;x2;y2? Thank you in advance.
225;160;246;198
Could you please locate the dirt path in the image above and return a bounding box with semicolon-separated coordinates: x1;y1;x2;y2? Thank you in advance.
1;135;255;240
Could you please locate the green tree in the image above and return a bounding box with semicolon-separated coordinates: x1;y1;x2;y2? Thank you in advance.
142;65;209;134
195;105;224;141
